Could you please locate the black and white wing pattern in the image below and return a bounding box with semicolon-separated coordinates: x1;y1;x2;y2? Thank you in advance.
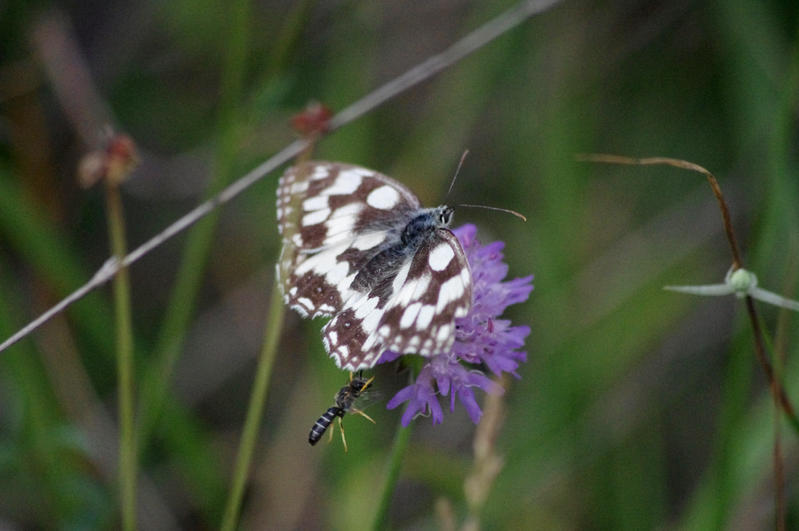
276;161;472;371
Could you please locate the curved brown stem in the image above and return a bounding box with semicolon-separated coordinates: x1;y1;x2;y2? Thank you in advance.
577;153;798;428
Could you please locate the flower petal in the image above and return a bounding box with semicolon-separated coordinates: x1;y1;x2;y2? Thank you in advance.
383;224;533;425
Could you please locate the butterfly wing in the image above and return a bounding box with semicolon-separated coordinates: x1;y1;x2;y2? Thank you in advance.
276;161;420;318
323;229;472;371
378;230;472;354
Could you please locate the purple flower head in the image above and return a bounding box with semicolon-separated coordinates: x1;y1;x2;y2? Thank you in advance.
381;224;533;426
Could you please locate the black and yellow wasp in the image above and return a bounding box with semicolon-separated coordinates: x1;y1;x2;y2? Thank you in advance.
308;373;375;451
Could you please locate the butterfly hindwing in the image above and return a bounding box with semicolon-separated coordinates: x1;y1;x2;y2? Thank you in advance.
378;230;472;355
322;230;472;371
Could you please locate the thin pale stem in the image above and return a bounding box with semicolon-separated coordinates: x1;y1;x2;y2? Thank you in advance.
462;378;506;531
220;283;285;531
0;0;563;354
105;183;136;531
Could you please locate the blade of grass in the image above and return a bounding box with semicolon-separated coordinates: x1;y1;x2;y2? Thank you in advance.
723;10;799;528
370;421;412;531
768;256;797;531
0;172;115;360
136;0;253;450
369;368;415;531
158;398;229;523
220;282;285;531
219;114;319;530
680;325;799;529
0;271;64;524
0;173;182;527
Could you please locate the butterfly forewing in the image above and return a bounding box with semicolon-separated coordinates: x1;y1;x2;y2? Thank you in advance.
277;162;418;318
277;161;472;371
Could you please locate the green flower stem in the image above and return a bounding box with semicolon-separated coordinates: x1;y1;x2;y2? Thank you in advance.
220;283;285;531
370;417;413;531
105;183;136;531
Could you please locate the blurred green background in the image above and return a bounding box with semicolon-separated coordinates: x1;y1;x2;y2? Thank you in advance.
1;0;798;529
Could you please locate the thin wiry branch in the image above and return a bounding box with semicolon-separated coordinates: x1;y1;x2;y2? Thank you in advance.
576;154;743;265
0;0;562;353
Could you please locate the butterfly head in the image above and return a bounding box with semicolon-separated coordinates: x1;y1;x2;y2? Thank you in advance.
401;206;454;246
435;206;454;227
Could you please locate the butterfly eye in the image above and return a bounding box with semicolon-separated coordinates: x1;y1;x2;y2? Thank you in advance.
439;208;453;225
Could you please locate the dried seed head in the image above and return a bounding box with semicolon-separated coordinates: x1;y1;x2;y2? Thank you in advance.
78;132;139;188
290;101;333;137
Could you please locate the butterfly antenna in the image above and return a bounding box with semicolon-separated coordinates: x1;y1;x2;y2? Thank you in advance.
446;149;470;198
457;203;527;222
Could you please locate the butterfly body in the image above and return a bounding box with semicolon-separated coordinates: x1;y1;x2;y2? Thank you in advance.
350;206;452;294
277;162;471;371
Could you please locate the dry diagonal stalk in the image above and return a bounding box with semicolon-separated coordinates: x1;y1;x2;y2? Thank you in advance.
0;0;562;355
462;376;507;531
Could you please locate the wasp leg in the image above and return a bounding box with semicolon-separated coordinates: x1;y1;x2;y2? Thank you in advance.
349;407;375;424
338;417;348;453
326;420;336;444
361;375;375;391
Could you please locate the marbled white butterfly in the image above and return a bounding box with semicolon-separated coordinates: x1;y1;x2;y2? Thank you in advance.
276;162;472;371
